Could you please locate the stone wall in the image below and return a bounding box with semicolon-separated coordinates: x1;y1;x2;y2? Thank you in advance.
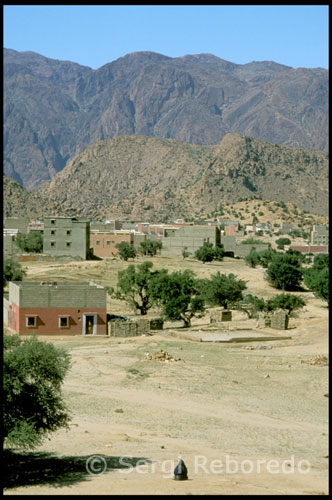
257;310;289;329
109;318;151;337
210;309;232;323
271;310;289;330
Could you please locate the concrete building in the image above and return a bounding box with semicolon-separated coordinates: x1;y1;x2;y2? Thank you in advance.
311;225;329;246
161;225;221;256
90;229;146;258
5;281;107;336
3;229;19;258
43;216;90;260
4;217;30;234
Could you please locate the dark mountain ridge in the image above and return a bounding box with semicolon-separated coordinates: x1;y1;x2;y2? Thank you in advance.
4;49;328;189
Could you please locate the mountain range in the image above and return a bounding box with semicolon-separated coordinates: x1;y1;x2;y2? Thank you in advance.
3;133;328;220
4;49;328;190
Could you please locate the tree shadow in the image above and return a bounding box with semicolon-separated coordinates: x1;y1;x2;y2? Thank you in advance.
3;449;150;490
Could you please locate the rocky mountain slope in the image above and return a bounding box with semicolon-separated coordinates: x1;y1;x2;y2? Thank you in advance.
4;133;326;221
4;49;328;189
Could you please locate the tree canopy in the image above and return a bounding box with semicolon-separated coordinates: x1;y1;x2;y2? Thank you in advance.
265;253;303;290
195;241;225;263
4;334;71;450
3;259;26;287
201;272;247;309
151;269;205;327
109;261;163;315
15;232;43;253
115;241;137;261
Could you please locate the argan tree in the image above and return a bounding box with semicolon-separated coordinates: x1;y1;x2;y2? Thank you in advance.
4;334;71;450
109;261;163;315
201;272;247;309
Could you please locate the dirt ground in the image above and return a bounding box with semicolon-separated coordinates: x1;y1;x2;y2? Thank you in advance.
4;256;329;495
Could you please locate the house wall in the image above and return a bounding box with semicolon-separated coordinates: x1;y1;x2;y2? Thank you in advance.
90;232;133;257
235;243;269;257
43;217;90;259
11;282;106;309
13;306;106;335
4;217;30;233
161;225;221;256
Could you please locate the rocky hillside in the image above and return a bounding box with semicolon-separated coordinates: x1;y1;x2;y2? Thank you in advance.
11;133;325;221
4;49;328;189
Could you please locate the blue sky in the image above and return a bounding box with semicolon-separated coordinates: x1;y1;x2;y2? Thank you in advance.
4;5;329;70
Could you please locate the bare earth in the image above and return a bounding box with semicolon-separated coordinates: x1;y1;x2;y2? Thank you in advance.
4;256;329;495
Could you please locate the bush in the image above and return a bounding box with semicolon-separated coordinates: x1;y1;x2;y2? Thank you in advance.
303;267;329;304
3;334;71;450
3;259;26;287
201;272;247;309
115;241;137;261
265;253;303;291
15;232;43;253
195;241;225;263
276;237;291;250
139;240;162;256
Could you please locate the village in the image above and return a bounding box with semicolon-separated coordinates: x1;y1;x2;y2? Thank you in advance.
3;212;329;337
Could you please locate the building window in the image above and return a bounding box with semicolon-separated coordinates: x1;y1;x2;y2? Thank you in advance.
58;316;69;328
106;240;111;245
51;241;56;247
51;219;55;225
51;230;56;235
66;230;71;235
26;316;37;327
96;240;100;245
66;242;71;247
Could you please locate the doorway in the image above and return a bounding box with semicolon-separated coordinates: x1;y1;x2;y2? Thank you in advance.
82;314;97;335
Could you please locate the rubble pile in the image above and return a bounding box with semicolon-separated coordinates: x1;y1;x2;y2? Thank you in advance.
301;355;329;366
145;349;182;363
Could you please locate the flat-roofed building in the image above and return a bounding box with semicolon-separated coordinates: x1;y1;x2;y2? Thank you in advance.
5;281;107;336
43;216;90;260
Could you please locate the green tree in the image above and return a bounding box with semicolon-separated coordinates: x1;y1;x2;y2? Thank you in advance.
265;253;303;291
139;240;162;257
245;248;260;268
201;272;247;309
195;241;225;263
303;267;329;304
4;259;26;287
257;248;278;268
115;241;137;261
3;334;71;450
312;253;329;271
15;232;43;253
267;293;306;315
109;261;162;315
152;269;205;327
195;241;215;263
275;237;291;250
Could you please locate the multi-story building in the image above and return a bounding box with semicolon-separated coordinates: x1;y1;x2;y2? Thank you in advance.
43;216;90;260
5;281;107;336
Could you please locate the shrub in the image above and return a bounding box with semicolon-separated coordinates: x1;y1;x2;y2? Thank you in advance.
4;334;71;450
